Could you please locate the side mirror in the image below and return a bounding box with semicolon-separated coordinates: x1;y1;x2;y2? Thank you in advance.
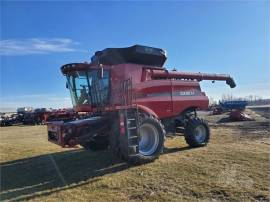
66;82;69;89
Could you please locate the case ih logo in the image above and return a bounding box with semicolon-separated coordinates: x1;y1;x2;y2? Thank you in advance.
173;90;198;96
137;90;199;98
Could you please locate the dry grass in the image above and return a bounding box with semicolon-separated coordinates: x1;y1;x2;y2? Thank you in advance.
0;110;270;202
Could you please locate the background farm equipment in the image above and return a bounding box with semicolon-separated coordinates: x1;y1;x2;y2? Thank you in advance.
0;108;79;127
211;100;248;114
229;110;254;121
20;108;78;125
220;100;248;111
46;109;78;122
0;114;19;126
211;100;254;121
212;107;224;115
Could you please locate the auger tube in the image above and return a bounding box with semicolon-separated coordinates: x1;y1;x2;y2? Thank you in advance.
151;70;236;88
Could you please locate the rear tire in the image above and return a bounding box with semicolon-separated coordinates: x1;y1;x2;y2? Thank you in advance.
129;117;165;164
184;118;210;147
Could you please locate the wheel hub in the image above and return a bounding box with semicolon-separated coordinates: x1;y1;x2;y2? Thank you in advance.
194;125;207;143
139;123;159;156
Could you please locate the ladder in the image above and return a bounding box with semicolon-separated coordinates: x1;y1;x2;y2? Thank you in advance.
120;78;140;158
124;108;139;156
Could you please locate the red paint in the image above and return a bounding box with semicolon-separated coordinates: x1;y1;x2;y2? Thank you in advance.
60;63;235;119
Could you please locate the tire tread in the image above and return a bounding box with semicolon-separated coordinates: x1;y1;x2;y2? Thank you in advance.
184;117;210;147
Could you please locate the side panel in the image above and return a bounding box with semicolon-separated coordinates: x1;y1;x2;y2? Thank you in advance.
134;80;173;118
171;80;209;116
110;64;143;106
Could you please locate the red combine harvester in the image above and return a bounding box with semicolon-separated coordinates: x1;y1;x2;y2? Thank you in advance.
47;45;236;164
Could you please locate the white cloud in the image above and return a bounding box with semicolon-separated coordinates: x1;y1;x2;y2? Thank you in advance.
0;38;83;56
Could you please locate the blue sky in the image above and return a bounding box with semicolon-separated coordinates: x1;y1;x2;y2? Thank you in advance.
1;1;269;110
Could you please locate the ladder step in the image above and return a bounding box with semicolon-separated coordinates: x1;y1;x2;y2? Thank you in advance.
128;145;138;149
128;145;138;154
127;130;138;138
124;109;140;156
128;137;138;147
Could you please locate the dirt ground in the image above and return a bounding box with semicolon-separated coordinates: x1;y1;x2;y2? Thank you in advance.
0;108;269;201
247;106;270;119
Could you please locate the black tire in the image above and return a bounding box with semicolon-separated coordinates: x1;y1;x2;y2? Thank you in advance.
129;117;165;164
184;118;210;147
80;136;109;151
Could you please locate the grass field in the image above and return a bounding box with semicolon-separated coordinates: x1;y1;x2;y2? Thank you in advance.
0;109;269;201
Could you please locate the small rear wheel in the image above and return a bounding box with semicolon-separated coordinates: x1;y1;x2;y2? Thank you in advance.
184;118;210;147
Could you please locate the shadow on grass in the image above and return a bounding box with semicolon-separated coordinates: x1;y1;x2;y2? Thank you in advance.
0;149;127;201
0;124;41;128
16;124;45;127
217;117;231;123
163;146;193;154
0;146;194;201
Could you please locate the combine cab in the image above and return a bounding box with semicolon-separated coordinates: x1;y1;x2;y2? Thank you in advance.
47;45;236;164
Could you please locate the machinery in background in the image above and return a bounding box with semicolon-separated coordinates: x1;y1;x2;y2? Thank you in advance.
0;108;80;126
211;100;254;121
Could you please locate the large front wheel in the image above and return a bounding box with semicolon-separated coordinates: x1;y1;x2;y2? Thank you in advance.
130;117;165;164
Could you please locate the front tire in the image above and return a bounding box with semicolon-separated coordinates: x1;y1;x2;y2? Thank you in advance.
184;118;210;147
130;117;165;164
